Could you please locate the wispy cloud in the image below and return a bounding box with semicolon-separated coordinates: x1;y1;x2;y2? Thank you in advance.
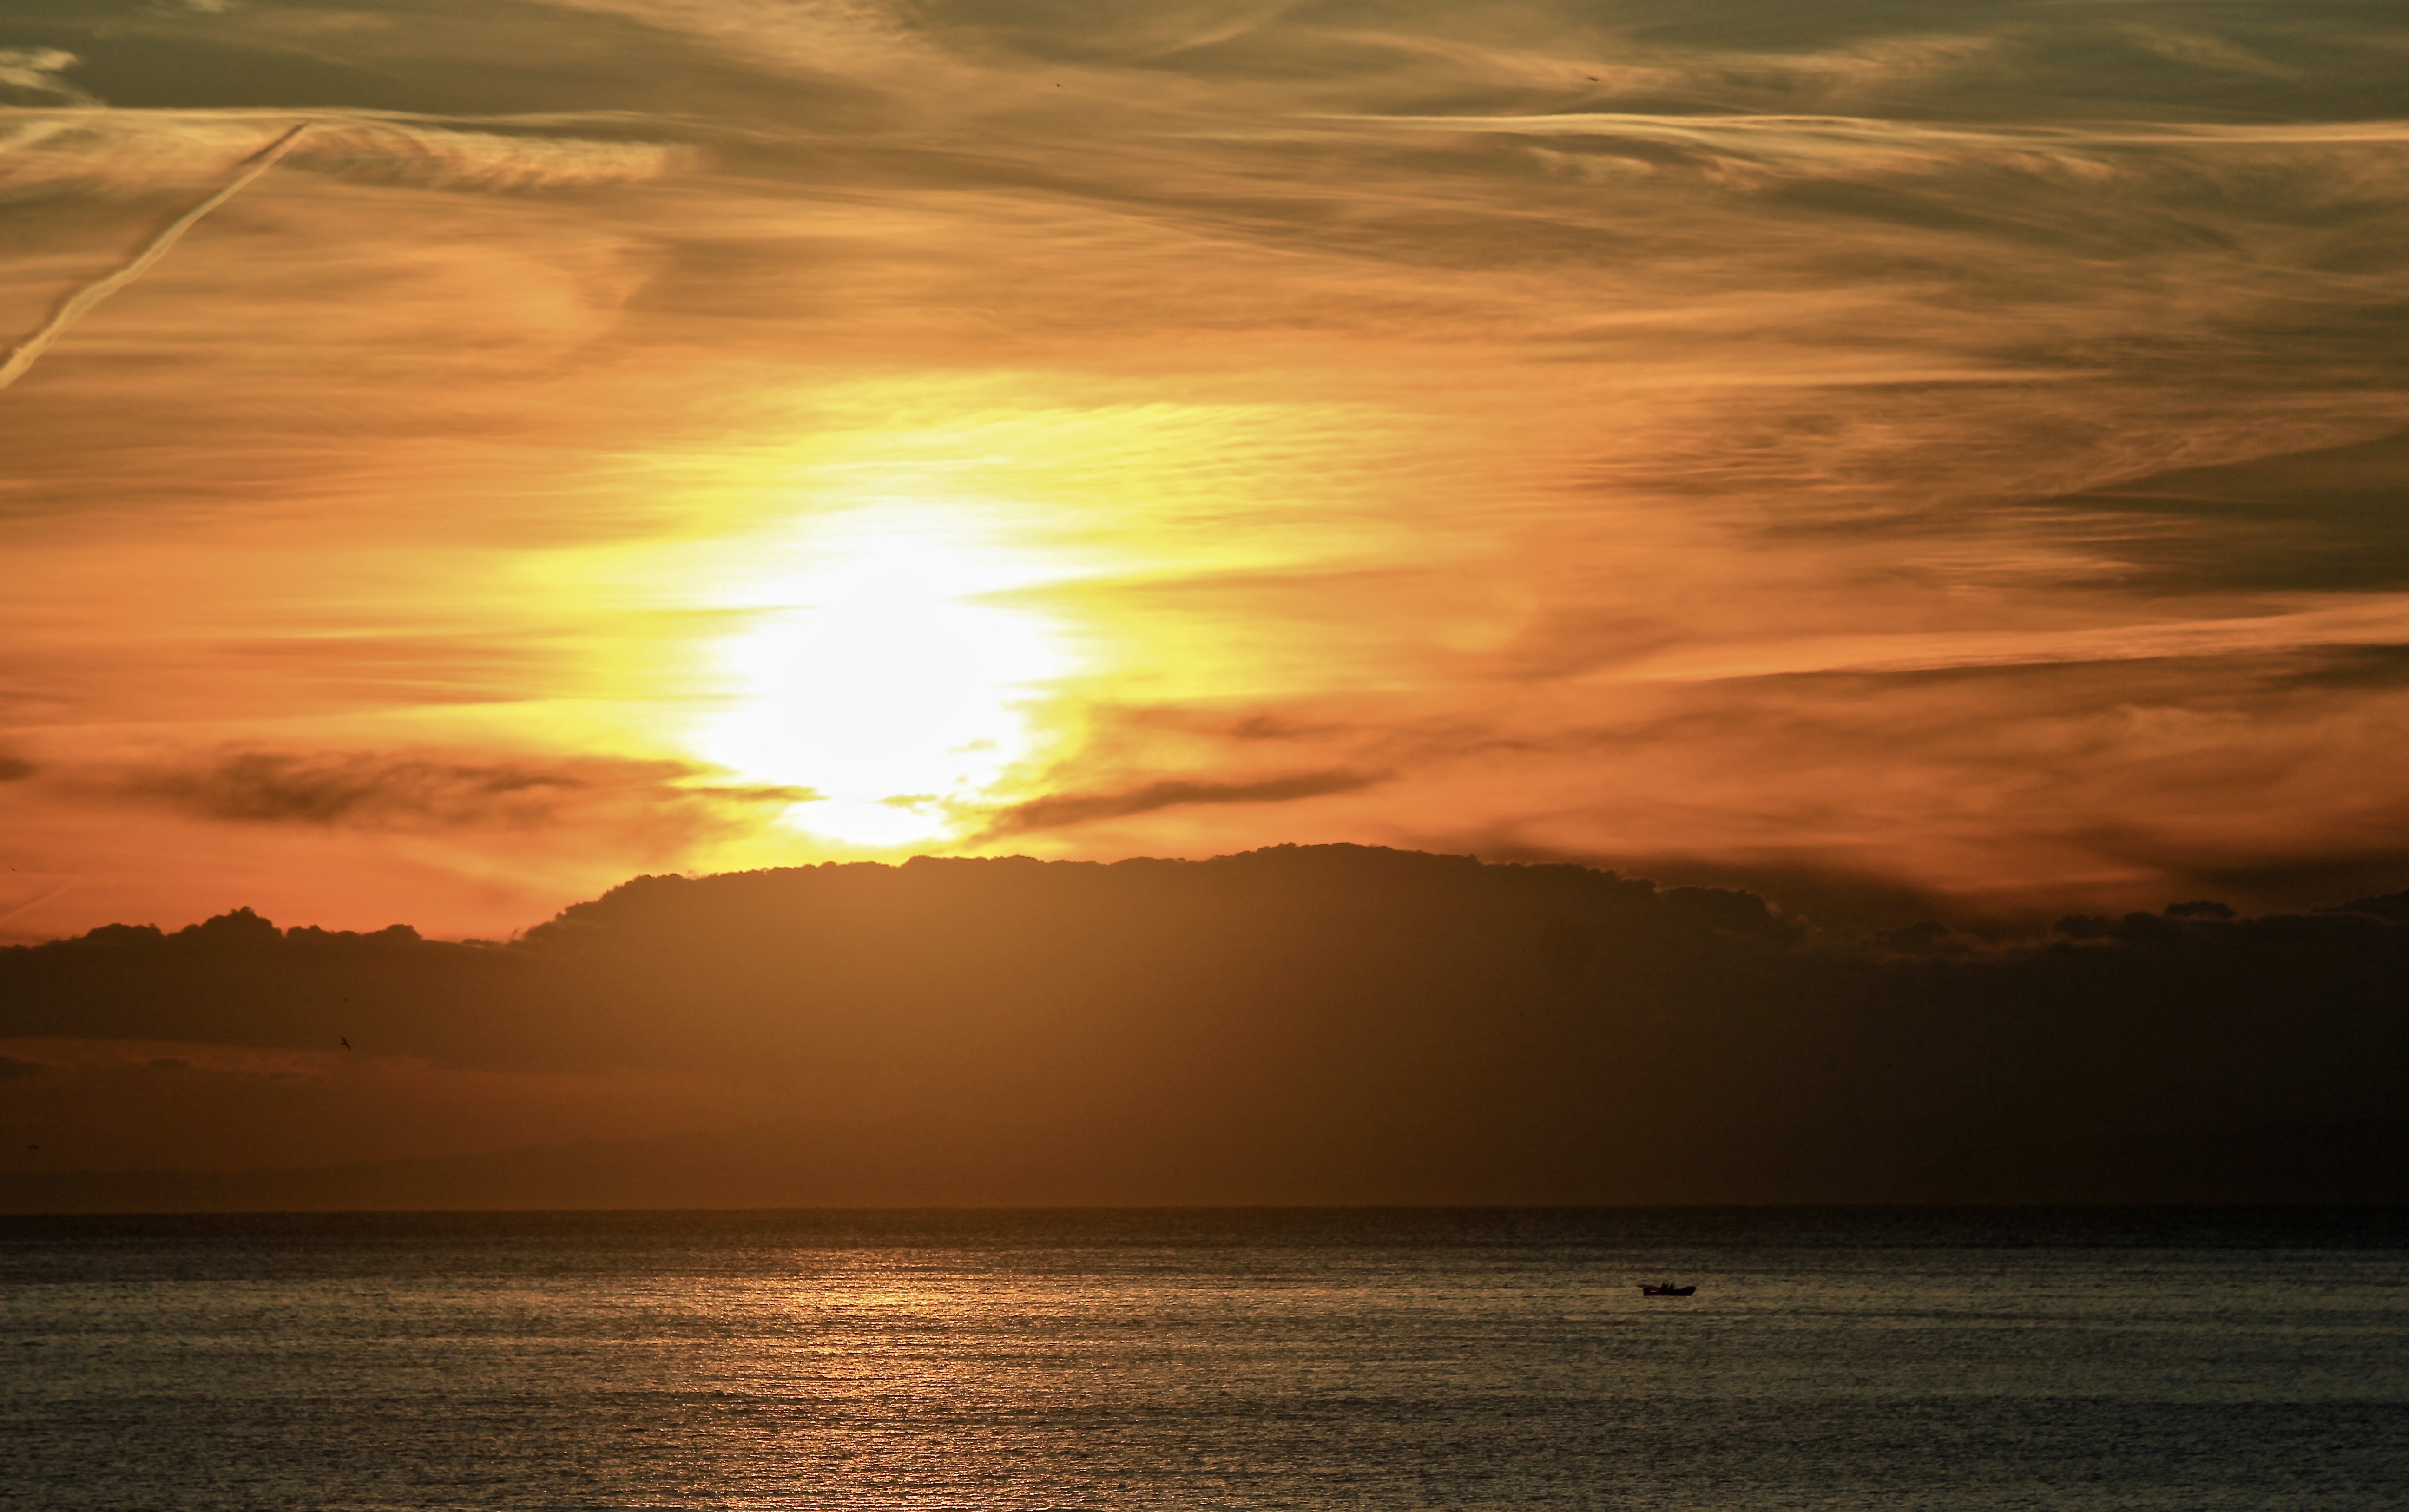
110;749;810;834
0;121;307;390
0;47;90;104
983;769;1383;834
0;102;698;432
5;0;2409;931
0;109;694;194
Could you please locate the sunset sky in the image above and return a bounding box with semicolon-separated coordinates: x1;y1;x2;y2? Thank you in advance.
7;0;2409;943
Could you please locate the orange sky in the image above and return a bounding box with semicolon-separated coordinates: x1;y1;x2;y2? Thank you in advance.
6;0;2409;940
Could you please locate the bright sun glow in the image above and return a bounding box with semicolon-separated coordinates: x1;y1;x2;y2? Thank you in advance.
692;511;1079;847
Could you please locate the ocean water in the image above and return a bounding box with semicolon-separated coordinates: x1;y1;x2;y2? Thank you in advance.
2;1209;2405;1510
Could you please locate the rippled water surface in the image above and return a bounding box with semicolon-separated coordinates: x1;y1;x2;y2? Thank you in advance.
3;1208;2405;1509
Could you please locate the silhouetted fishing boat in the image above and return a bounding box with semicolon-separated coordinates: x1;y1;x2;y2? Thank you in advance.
1640;1282;1696;1296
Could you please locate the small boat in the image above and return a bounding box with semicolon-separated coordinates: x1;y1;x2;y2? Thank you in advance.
1639;1282;1696;1296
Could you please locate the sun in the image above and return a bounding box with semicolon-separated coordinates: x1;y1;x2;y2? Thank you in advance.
691;511;1079;847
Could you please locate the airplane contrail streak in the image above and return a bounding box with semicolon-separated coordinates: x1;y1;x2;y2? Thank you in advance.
0;874;81;928
0;120;311;392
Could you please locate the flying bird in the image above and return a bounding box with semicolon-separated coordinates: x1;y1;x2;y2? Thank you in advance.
340;1036;351;1050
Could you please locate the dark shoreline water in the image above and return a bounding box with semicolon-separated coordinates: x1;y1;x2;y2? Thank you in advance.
6;1208;2407;1509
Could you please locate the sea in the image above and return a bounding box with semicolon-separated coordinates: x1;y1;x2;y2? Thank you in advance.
2;1208;2404;1510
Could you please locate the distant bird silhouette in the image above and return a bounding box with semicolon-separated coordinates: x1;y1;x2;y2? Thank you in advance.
340;1036;351;1050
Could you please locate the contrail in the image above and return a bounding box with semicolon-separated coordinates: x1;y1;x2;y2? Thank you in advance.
0;120;310;392
0;873;81;928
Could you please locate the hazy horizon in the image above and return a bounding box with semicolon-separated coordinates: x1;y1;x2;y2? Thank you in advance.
7;842;2402;1208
